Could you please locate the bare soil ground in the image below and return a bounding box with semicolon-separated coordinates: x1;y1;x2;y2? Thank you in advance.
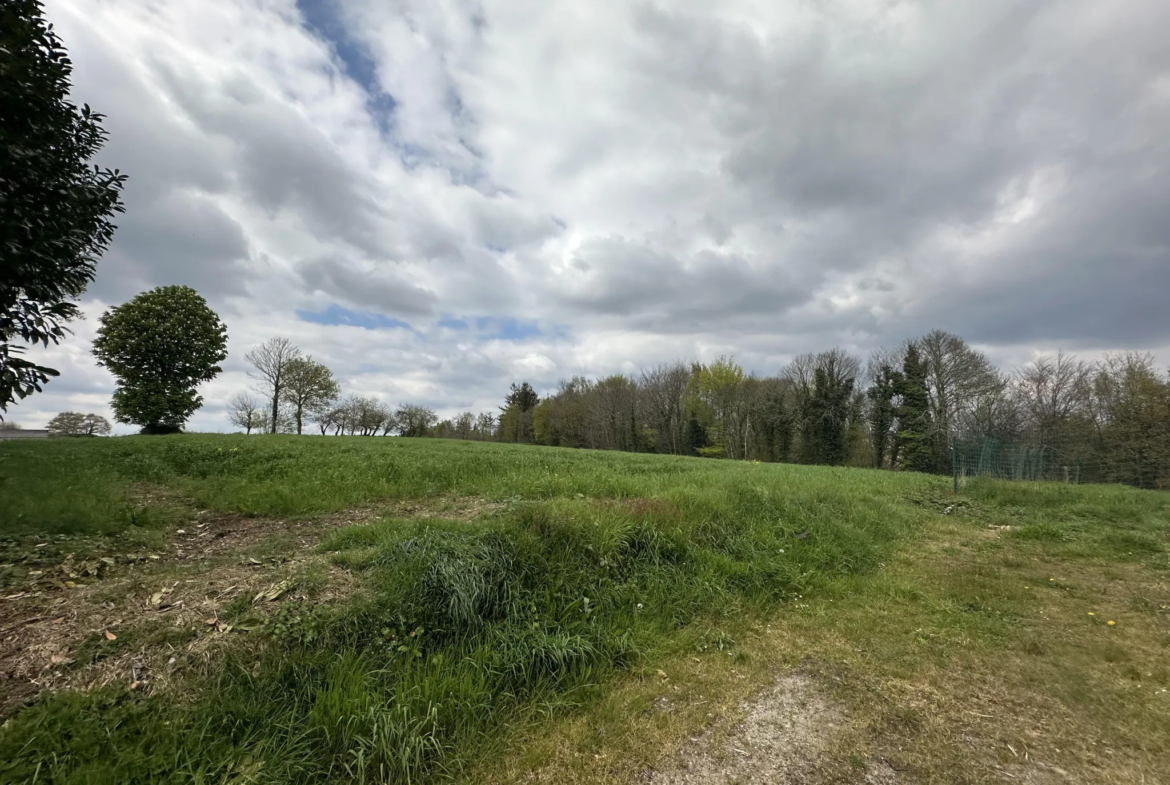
0;494;501;719
644;673;898;785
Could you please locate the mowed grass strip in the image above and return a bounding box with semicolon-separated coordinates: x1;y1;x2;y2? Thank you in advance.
0;436;1167;784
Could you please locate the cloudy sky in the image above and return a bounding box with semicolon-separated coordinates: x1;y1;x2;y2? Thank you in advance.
11;0;1170;432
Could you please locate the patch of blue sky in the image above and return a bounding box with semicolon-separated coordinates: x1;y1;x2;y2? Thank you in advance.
475;317;543;341
295;0;397;135
437;316;470;330
297;0;497;191
297;304;413;331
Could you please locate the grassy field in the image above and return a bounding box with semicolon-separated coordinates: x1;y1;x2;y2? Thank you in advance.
0;435;1167;784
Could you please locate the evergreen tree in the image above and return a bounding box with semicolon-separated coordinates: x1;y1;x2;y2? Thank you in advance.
866;364;903;468
504;381;539;412
499;382;539;443
896;345;934;472
807;367;854;465
683;413;707;456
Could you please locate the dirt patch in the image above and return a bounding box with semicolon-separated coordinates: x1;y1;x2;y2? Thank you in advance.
0;557;351;718
1;519;364;719
643;674;895;785
0;497;502;719
171;506;377;560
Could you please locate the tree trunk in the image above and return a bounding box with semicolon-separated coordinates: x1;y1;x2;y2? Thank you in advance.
270;384;280;434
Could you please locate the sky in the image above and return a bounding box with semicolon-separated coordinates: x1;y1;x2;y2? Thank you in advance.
9;0;1170;433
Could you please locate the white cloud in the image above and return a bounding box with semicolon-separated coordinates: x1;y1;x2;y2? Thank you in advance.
8;0;1169;430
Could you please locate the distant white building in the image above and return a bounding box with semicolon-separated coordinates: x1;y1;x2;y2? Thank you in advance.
0;429;50;440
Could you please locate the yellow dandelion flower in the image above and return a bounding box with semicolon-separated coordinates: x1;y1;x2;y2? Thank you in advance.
1107;620;1116;626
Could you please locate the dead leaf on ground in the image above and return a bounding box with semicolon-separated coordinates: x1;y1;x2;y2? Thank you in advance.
252;580;292;604
104;630;117;641
147;582;180;609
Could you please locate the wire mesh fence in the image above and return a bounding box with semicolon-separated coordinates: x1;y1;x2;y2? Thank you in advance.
951;436;1169;491
952;437;1081;486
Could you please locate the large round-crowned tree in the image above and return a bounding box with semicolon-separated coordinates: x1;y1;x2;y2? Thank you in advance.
0;0;126;414
92;286;228;434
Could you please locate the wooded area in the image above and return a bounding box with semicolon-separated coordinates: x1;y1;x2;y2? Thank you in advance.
232;330;1170;490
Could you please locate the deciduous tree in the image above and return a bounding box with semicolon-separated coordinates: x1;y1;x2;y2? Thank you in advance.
281;357;340;435
639;362;692;455
245;338;301;434
395;403;437;437
454;411;474;439
916;330;1000;468
91;286;227;434
47;411;110;436
226;392;265;435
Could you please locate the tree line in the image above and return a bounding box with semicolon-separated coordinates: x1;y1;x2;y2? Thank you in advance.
229;326;1169;489
469;332;1168;490
224;336;444;438
68;281;1170;491
10;272;1165;491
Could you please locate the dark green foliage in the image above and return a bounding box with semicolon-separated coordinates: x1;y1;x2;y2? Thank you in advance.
504;381;540;413
91;287;228;432
499;382;540;443
47;411;111;436
683;413;707;456
867;364;903;468
897;345;935;473
760;386;794;463
801;368;855;466
0;0;127;412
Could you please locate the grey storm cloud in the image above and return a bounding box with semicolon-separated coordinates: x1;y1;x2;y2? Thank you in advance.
155;66;404;261
521;0;1170;347
914;173;1170;348
560;238;807;332
16;0;1170;433
298;257;439;316
91;191;252;302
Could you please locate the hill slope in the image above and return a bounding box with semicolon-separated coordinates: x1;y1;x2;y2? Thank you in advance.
1;436;1167;783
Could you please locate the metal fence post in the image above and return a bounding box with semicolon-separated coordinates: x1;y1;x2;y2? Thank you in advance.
952;436;958;494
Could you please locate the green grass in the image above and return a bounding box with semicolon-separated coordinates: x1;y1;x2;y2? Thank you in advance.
1;435;1167;784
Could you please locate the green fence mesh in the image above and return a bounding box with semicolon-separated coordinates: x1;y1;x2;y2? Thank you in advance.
952;437;1081;485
